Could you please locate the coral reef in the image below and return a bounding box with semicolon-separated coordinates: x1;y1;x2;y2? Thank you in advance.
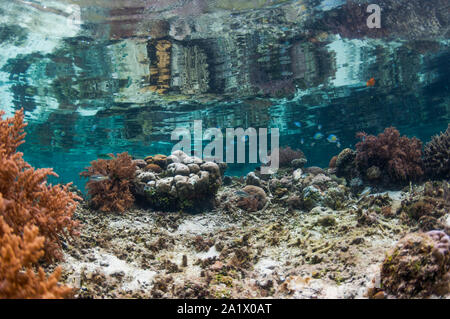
380;231;449;298
423;124;450;179
0;216;73;299
0;109;80;261
355;127;424;185
80;152;136;213
134;151;226;212
56;152;450;299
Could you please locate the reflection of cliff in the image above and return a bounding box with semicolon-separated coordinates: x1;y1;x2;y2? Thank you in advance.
180;45;210;95
148;40;172;94
315;0;449;40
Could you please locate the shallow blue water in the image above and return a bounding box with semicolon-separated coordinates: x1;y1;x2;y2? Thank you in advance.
0;0;449;191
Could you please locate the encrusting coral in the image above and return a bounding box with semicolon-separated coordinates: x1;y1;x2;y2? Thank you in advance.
355;127;423;184
0;215;73;299
80;152;136;213
380;230;449;298
423;124;450;179
0;109;80;261
398;181;449;231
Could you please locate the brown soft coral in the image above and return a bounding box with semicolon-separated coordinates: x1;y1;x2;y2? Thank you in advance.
0;214;73;299
0;109;80;261
80;152;136;212
355;127;423;184
270;146;305;168
423;124;450;179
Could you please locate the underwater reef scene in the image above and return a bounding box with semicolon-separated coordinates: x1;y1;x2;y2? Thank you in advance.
0;0;449;300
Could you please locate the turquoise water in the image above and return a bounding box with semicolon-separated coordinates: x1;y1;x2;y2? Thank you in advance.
1;0;449;191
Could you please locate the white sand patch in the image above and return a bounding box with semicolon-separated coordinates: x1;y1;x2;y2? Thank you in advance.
254;258;280;277
196;245;220;260
371;190;404;201
108;219;149;230
174;212;231;235
63;248;157;292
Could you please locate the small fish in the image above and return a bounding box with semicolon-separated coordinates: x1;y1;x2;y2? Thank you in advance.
327;134;338;143
318;124;322;130
90;124;97;132
313;132;324;140
89;174;109;182
235;190;250;198
97;153;111;159
300;138;304;144
366;77;375;87
337;141;341;148
294;121;302;128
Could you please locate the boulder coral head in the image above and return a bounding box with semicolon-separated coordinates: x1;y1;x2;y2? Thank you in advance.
381;231;449;298
134;151;225;212
423;124;450;180
355;127;424;185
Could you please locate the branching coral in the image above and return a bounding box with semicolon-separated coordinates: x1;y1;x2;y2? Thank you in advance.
80;152;136;212
0;215;73;299
0;109;80;261
355;127;424;184
423;124;450;179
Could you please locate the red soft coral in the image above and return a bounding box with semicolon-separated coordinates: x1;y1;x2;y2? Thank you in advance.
80;152;136;212
0;109;80;262
0;214;73;299
355;127;423;184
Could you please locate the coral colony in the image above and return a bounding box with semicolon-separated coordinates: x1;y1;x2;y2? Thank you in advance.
0;0;449;301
